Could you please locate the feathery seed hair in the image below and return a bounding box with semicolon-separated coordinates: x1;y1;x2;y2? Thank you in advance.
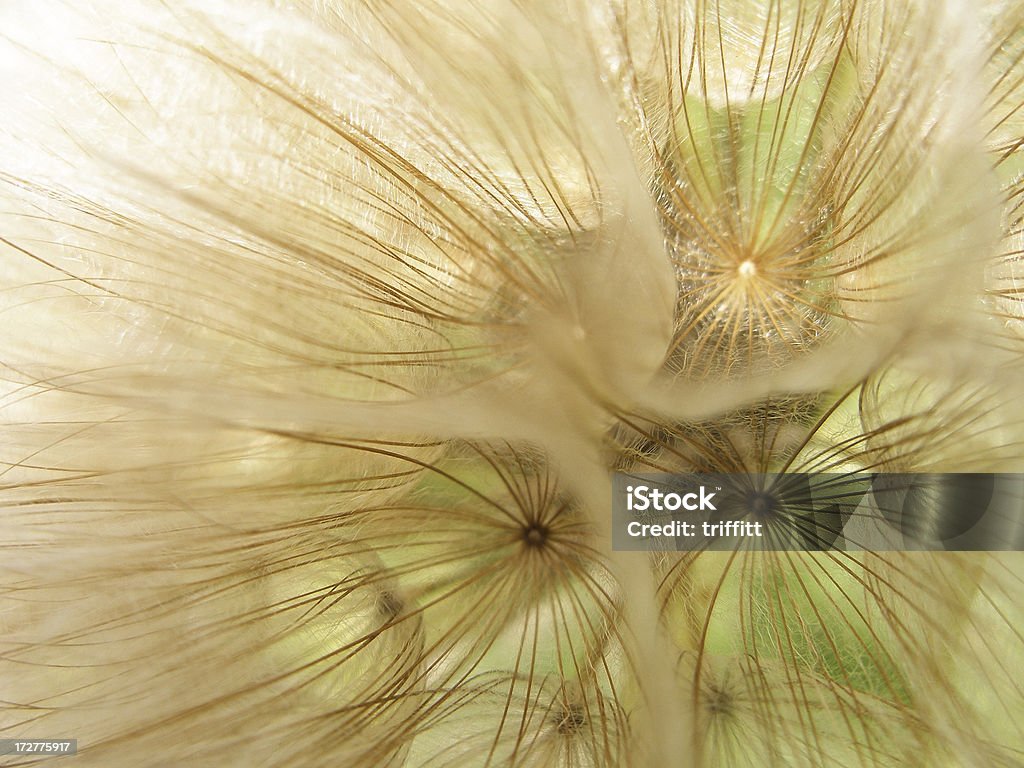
1;1;1023;767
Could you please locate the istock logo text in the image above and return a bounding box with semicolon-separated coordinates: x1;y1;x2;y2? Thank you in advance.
625;485;717;512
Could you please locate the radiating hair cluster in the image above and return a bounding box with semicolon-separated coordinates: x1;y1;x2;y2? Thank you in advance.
1;1;1023;766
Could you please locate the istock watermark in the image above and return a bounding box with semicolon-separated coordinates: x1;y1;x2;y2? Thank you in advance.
624;484;718;512
612;473;1024;552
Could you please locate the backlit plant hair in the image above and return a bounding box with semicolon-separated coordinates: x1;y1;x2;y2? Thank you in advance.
1;1;1022;767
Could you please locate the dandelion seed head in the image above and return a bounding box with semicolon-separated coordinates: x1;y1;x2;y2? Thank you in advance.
1;0;1023;766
